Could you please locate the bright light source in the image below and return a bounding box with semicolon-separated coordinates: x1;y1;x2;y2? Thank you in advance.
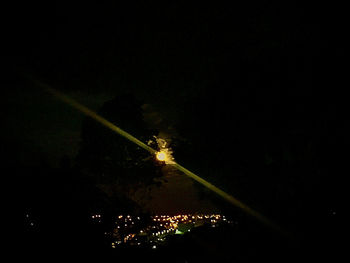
156;151;166;161
154;137;175;164
39;81;283;235
155;149;175;164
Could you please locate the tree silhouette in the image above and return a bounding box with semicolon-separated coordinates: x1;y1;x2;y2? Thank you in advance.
76;93;163;198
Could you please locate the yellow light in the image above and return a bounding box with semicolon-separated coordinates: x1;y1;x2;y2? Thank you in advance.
35;79;286;236
156;151;166;161
154;138;175;164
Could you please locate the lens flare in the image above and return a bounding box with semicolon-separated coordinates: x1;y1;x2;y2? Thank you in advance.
34;80;156;155
29;76;287;236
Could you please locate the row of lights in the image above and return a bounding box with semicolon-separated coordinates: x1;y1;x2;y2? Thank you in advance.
110;214;232;249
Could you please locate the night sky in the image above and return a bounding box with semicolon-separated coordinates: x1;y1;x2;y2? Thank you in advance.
3;2;347;261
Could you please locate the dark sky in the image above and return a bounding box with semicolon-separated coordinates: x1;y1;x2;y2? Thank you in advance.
3;2;347;216
4;2;346;161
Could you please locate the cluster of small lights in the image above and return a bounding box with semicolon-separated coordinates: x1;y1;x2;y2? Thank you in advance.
114;214;140;229
25;213;36;227
91;214;102;223
110;214;233;249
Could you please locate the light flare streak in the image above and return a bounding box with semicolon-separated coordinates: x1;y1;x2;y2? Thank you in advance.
31;78;286;235
39;82;157;155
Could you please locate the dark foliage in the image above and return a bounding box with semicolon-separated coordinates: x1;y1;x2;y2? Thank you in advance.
76;93;162;187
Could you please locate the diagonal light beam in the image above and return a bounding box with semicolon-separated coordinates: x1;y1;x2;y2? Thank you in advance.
30;77;287;235
173;163;282;232
38;81;157;155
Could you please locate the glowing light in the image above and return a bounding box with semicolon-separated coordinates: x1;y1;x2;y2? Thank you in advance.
32;78;286;235
154;137;175;164
156;151;166;161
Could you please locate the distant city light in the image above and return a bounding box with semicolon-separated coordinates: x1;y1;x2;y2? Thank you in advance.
109;213;232;248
